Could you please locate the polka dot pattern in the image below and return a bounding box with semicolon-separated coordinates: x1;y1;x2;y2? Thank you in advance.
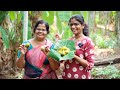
62;72;65;76
85;52;88;57
79;66;83;70
61;37;94;79
81;74;86;79
72;67;77;72
67;73;72;78
74;74;79;79
79;54;84;58
66;64;69;69
82;40;86;44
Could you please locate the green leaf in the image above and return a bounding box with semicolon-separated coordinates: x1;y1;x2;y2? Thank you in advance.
0;11;8;23
72;11;81;15
58;11;71;22
0;26;9;48
56;12;62;33
9;11;17;21
60;51;75;61
17;11;23;23
48;40;75;61
48;49;61;61
54;40;76;51
41;11;54;25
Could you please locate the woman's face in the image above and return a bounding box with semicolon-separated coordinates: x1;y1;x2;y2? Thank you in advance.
69;18;84;35
35;23;48;40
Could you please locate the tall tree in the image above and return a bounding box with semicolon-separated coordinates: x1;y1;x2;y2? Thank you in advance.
23;11;28;41
115;11;120;47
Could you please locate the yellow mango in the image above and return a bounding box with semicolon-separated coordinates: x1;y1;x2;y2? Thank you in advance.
57;46;70;56
25;43;30;48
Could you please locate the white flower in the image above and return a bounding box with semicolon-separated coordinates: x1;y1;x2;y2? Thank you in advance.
81;74;86;79
67;73;72;78
72;67;77;72
66;64;70;69
74;74;79;79
79;66;84;70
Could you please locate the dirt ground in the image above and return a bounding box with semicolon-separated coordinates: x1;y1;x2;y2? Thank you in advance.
94;47;120;61
93;48;120;70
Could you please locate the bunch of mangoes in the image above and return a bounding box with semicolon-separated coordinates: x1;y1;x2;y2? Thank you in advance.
57;46;70;56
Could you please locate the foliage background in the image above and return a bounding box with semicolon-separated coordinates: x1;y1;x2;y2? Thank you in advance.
0;11;120;79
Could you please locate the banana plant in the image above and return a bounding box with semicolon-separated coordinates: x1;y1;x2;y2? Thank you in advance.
0;26;9;48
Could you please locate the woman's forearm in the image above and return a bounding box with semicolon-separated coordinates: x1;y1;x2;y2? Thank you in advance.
16;54;25;69
74;55;89;68
47;56;60;71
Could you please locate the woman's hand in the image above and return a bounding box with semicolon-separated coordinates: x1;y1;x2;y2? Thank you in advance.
55;33;62;42
60;61;65;71
19;44;28;55
41;45;50;56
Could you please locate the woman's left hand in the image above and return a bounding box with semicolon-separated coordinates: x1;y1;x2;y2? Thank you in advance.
41;45;50;55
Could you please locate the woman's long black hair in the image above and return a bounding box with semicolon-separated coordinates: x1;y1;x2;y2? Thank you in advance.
68;14;89;36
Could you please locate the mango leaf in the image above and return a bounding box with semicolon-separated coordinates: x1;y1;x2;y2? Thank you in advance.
48;40;75;61
0;26;9;48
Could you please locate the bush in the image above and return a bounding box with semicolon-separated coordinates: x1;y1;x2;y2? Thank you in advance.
91;65;120;79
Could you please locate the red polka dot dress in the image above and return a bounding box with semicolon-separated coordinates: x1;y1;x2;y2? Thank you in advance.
62;37;95;79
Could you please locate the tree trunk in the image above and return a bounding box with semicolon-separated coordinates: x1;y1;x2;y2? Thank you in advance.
95;57;120;66
23;11;28;42
115;11;120;47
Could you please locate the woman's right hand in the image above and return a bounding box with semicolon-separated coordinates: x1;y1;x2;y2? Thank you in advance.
55;33;62;42
18;44;28;55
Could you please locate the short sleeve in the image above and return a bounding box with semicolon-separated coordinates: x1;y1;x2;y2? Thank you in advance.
84;39;95;71
50;44;55;49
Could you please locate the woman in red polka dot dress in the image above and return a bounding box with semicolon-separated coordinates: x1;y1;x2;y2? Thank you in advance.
59;14;95;79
